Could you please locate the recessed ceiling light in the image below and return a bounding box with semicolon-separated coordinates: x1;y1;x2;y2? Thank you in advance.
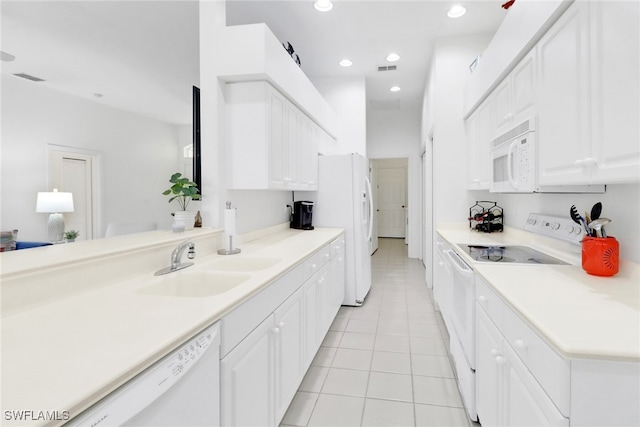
386;53;400;62
339;59;353;67
314;0;333;12
390;86;401;92
447;5;467;18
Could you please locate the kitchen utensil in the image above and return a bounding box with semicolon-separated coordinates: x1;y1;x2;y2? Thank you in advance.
589;218;611;238
585;211;591;225
590;202;602;222
570;205;589;234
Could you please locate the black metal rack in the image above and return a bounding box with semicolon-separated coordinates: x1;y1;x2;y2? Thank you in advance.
469;201;504;233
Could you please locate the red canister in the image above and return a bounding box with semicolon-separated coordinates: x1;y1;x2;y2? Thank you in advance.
581;236;619;277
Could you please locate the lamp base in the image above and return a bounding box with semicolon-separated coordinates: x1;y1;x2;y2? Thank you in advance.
48;213;65;243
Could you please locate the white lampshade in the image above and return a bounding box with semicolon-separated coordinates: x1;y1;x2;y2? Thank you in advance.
36;189;74;213
36;189;74;243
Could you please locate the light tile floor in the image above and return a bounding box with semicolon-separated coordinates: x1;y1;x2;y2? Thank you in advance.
280;238;473;427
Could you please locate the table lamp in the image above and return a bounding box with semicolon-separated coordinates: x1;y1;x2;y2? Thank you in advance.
36;189;74;242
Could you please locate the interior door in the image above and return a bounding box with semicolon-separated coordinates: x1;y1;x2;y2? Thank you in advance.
48;148;97;240
377;166;407;238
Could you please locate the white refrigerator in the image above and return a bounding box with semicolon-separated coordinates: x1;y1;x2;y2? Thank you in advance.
304;153;373;306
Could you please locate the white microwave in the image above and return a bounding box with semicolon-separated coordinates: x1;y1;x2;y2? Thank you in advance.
490;118;536;193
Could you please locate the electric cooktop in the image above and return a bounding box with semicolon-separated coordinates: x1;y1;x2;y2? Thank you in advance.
456;244;568;265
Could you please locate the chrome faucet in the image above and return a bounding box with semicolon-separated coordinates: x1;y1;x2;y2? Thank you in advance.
155;240;196;275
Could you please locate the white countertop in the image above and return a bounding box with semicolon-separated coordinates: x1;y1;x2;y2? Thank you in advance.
0;226;343;426
437;223;640;362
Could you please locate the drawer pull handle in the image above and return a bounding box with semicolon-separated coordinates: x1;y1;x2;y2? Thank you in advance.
478;296;488;303
514;339;527;350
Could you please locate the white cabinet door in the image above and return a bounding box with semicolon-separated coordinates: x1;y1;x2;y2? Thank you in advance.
274;289;304;422
589;1;640;183
503;344;569;427
537;2;592;185
493;78;512;134
302;273;319;368
511;52;536;122
221;315;275;427
227;81;321;190
476;306;502;427
268;87;289;189
467;96;494;190
316;266;331;340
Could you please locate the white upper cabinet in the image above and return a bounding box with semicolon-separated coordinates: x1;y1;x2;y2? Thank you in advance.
537;2;592;185
494;49;536;135
538;1;640;185
466;95;494;190
588;0;640;183
226;81;321;190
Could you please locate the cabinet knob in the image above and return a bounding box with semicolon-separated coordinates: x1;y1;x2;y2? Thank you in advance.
574;159;585;167
278;321;285;328
491;348;500;357
514;339;527;350
495;355;505;365
273;327;280;334
478;295;488;303
583;157;597;167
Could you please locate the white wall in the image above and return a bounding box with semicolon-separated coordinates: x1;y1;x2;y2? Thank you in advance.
478;184;640;263
312;77;367;155
0;74;182;241
430;35;493;227
368;107;422;258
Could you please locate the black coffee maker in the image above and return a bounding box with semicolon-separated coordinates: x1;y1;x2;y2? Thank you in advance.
290;201;314;230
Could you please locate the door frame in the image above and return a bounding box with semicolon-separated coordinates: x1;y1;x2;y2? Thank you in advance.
47;144;102;240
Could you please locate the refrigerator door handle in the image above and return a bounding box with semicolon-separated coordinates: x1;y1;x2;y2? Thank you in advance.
365;176;374;241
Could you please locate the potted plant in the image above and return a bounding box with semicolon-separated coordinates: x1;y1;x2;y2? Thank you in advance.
162;172;201;230
64;230;79;242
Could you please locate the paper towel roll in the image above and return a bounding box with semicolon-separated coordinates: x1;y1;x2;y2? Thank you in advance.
224;208;236;237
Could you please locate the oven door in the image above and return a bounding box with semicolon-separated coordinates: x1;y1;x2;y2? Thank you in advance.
445;249;476;369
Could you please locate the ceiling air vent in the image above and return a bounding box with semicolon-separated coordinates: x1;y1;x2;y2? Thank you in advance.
377;65;397;72
13;73;45;82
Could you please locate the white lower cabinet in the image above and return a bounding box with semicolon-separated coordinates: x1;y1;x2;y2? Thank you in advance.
274;289;304;421
221;234;345;427
476;306;568;427
221;314;275;427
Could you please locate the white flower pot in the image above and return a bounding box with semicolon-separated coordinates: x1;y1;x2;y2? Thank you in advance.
173;210;196;231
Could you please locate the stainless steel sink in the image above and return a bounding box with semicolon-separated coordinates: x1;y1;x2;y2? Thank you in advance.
207;256;281;272
137;271;251;297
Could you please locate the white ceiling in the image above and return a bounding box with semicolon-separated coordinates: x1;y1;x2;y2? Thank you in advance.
1;1;506;125
226;0;507;112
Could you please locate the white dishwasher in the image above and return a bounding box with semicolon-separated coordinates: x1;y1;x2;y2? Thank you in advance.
68;323;220;427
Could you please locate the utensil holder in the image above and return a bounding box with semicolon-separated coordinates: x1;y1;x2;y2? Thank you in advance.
582;236;619;277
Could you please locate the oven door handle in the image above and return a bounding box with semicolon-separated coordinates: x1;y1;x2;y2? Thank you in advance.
445;250;474;276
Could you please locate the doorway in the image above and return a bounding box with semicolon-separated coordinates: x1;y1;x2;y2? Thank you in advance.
48;146;100;240
372;158;408;239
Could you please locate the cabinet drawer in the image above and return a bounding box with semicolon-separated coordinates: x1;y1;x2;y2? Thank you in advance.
301;244;331;281
221;264;302;357
475;276;504;330
502;307;570;417
330;235;345;257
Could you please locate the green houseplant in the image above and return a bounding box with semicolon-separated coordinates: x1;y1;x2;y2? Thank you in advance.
64;230;79;242
163;173;201;231
162;172;201;211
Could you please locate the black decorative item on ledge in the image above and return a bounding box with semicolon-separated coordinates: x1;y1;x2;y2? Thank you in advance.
282;41;301;67
469;201;504;233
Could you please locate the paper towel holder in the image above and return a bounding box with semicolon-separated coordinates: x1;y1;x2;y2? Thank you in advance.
218;201;241;255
